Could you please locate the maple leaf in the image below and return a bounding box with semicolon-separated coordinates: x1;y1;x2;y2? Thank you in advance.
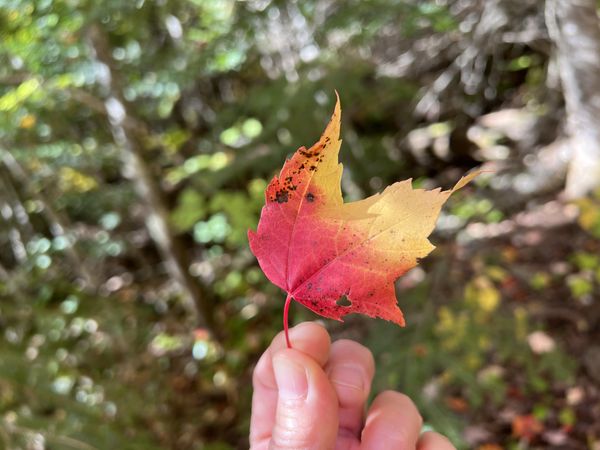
248;93;479;347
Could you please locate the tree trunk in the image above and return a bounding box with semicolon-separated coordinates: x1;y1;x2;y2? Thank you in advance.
546;0;600;198
87;25;217;336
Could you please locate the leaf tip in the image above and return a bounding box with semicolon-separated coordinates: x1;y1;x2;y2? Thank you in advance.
334;90;341;114
319;91;342;145
451;169;482;193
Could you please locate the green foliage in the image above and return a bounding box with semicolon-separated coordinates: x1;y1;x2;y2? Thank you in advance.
0;281;164;449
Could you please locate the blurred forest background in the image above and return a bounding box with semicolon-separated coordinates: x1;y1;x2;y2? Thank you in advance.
1;0;600;449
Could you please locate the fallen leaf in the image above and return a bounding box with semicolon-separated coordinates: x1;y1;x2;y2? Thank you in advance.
476;444;503;450
248;93;479;346
527;330;556;354
445;396;469;413
566;386;584;405
543;429;568;446
464;425;493;446
512;414;543;442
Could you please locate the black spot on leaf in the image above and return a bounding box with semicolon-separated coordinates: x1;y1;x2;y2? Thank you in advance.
275;191;289;203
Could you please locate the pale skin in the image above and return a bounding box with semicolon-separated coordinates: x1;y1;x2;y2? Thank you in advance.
250;321;456;450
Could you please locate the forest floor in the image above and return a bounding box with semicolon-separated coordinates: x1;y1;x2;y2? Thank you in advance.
458;207;600;449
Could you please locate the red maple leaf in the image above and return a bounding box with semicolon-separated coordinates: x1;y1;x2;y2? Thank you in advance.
248;93;478;347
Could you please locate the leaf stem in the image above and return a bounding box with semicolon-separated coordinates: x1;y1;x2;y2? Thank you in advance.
283;293;293;349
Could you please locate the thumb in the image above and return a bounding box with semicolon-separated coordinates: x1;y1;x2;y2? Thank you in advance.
269;348;338;450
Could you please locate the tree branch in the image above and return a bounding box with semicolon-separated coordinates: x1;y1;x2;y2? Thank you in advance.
0;149;98;288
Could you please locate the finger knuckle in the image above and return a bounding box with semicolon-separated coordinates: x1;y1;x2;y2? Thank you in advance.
270;410;315;449
335;339;375;371
374;390;423;423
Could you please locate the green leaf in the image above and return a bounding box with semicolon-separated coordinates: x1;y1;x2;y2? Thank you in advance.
170;189;206;232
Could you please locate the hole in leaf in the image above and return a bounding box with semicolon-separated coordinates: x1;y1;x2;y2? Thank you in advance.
336;296;351;307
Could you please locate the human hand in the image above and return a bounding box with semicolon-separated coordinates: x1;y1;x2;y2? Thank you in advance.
250;321;456;450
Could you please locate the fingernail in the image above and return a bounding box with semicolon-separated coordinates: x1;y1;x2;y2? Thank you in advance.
273;354;308;400
329;364;365;392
